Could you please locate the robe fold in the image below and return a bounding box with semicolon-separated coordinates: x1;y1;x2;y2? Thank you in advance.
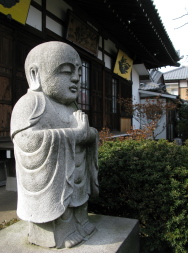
11;90;99;223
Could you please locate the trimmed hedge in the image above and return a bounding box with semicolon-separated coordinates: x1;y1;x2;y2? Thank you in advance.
89;139;188;253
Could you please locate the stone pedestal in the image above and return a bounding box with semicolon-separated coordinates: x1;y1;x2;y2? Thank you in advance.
0;214;140;253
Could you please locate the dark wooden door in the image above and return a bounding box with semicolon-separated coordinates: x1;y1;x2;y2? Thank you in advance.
0;24;43;137
90;63;103;130
0;25;13;137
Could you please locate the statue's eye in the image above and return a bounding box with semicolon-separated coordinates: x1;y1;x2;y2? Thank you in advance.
59;64;72;74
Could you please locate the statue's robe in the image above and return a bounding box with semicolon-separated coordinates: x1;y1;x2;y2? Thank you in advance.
11;90;99;223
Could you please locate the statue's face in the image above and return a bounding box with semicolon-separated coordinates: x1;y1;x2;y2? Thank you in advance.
40;51;82;105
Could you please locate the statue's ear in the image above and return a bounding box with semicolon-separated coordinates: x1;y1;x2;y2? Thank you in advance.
29;65;41;91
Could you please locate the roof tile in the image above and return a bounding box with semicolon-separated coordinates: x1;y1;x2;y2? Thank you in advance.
164;66;188;80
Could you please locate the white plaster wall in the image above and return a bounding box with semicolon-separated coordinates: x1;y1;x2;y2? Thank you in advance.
155;118;166;139
27;1;73;36
104;39;117;55
26;6;42;31
96;39;117;68
97;38;117;66
104;54;112;69
46;0;72;21
98;50;102;61
132;66;140;129
141;98;167;139
180;80;187;87
46;16;64;37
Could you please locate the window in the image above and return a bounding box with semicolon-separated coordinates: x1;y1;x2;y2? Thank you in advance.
166;83;179;95
112;78;118;113
78;60;90;110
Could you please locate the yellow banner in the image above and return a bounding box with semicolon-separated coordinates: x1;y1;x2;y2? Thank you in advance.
113;50;133;80
0;0;31;25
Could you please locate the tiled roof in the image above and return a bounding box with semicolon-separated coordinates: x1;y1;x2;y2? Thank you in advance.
163;66;188;80
149;69;163;83
140;82;166;92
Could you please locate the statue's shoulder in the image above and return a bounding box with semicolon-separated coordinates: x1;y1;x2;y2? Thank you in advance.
11;90;46;137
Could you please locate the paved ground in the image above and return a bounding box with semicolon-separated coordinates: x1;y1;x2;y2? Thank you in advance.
0;187;140;252
0;186;18;223
0;215;139;253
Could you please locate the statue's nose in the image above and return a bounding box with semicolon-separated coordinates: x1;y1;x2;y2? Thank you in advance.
71;74;79;83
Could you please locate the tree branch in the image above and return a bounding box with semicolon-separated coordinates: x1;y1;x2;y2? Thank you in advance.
173;13;188;20
174;22;188;29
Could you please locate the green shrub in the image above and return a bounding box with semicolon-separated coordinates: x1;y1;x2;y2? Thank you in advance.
177;103;188;142
89;139;188;253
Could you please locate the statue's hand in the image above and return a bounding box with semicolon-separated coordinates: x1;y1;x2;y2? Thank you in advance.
73;110;90;143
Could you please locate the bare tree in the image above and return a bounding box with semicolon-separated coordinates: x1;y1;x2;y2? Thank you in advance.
118;96;177;140
173;8;188;29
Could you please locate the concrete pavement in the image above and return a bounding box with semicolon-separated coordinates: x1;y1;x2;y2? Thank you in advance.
0;186;140;253
0;215;140;253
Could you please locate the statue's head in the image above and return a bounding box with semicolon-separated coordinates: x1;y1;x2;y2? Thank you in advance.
25;41;82;105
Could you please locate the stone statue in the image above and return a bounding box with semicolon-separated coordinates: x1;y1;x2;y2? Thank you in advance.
10;41;99;249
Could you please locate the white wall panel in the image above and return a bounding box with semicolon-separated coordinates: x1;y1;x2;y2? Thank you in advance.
26;6;42;31
46;16;64;37
104;39;117;55
180;80;187;87
132;66;140;129
104;54;112;69
98;50;102;61
46;0;72;21
141;98;166;139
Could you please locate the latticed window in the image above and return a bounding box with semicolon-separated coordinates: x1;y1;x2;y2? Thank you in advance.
112;78;118;113
78;60;90;110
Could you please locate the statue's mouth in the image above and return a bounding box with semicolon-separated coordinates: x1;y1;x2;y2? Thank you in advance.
69;85;78;93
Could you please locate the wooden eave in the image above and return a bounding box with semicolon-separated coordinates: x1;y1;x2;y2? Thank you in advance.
65;0;180;69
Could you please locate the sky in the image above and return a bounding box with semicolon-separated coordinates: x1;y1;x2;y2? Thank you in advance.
152;0;188;72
